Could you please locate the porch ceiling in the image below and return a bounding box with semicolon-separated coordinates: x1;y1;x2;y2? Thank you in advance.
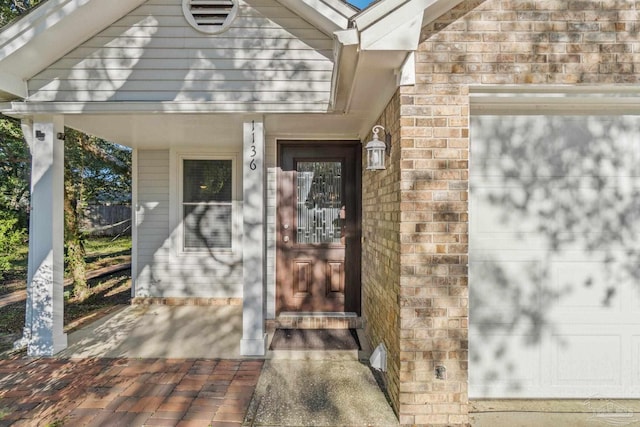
64;111;370;149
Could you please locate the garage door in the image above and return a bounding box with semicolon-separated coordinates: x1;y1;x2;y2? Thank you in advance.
470;115;640;398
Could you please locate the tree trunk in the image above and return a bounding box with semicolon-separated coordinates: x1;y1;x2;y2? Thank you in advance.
64;185;88;300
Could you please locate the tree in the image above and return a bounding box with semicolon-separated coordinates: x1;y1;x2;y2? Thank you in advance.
0;117;30;225
0;1;40;27
0;117;30;280
0;1;36;226
63;129;131;299
1;0;132;300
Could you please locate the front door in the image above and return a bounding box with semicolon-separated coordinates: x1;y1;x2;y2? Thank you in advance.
276;142;361;314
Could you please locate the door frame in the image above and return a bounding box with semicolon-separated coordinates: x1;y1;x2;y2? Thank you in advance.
276;140;362;315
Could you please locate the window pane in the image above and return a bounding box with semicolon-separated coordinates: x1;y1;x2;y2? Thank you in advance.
184;204;232;249
184;160;232;203
296;161;343;244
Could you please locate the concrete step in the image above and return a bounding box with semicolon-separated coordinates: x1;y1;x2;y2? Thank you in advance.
265;328;372;361
266;348;362;361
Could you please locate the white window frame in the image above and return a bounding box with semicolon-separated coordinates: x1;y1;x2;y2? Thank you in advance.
176;153;239;254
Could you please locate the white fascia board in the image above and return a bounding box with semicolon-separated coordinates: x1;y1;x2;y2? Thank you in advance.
0;70;27;99
353;0;408;30
396;52;416;86
0;0;146;87
360;14;422;50
0;101;331;116
356;0;462;51
276;0;355;35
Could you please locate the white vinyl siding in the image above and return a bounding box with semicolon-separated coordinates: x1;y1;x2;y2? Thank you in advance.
135;149;242;298
26;0;334;109
136;150;171;297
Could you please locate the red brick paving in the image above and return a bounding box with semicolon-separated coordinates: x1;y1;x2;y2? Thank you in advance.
0;357;263;426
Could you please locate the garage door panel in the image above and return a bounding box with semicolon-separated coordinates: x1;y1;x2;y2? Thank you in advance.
470;115;640;179
632;288;640;314
471;114;640;398
471;186;552;236
469;327;542;398
472;184;640;243
551;261;624;313
552;333;622;387
470;259;544;324
631;336;640;394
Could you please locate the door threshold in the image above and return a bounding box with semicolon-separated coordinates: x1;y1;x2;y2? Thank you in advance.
279;312;358;318
267;313;363;330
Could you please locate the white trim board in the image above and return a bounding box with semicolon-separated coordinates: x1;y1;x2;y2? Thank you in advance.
470;86;640;115
0;101;331;116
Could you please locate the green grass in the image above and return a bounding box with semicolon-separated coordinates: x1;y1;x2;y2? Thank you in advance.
0;235;131;296
85;235;132;256
84;236;132;270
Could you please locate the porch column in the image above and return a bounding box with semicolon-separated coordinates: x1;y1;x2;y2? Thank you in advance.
20;116;67;356
241;119;267;356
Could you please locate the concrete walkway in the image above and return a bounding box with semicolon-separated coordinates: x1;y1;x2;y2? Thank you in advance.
245;360;398;427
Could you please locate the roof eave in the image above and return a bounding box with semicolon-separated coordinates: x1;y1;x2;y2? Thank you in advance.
276;0;357;36
355;0;463;51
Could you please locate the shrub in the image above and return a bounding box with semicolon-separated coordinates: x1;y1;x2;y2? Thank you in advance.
0;214;26;279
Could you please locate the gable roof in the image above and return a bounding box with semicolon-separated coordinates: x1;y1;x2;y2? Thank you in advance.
0;0;356;102
0;0;464;141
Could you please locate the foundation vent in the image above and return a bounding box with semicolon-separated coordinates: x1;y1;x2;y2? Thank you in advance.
183;0;238;34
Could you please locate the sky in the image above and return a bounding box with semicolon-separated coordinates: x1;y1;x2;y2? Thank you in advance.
348;0;374;9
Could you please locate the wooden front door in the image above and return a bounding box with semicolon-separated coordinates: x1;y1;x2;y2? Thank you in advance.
276;142;361;315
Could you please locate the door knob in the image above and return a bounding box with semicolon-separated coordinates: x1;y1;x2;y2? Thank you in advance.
283;236;290;243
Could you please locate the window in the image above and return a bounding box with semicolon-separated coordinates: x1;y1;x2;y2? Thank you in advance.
182;159;233;250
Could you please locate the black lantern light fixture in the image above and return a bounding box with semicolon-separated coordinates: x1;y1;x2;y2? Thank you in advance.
365;125;390;170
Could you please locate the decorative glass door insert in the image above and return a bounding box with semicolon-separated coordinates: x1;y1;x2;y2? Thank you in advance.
296;161;343;245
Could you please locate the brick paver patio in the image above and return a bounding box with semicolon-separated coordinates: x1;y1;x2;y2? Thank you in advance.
0;357;263;426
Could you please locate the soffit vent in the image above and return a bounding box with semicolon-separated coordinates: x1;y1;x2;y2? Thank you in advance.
182;0;239;34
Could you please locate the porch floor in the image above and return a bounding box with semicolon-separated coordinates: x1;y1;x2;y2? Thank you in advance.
58;304;243;359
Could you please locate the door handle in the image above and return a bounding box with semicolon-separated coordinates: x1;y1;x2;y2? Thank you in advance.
283;236;290;243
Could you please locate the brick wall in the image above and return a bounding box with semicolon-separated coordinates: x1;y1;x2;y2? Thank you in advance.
362;89;402;414
361;0;640;425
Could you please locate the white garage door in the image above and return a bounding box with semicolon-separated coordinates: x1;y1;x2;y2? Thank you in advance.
470;115;640;398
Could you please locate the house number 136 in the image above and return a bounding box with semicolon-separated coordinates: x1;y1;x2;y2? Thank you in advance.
249;121;257;171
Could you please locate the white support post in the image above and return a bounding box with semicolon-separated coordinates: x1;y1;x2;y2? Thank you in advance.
241;119;267;356
21;116;67;356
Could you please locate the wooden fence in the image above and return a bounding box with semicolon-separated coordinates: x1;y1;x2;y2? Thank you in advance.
82;205;131;237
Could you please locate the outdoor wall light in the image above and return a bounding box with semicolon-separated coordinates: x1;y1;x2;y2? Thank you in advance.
365;125;390;170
